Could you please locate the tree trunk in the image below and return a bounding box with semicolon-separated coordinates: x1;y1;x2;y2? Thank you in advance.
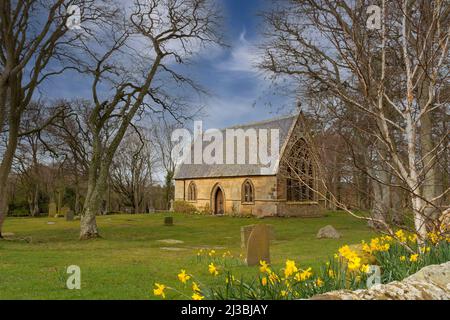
412;196;428;242
80;183;105;239
80;200;100;240
420;111;440;223
80;146;111;239
30;187;40;217
0;111;20;237
165;171;174;210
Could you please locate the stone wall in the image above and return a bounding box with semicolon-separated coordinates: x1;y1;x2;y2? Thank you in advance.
174;175;323;217
175;176;278;217
310;261;450;300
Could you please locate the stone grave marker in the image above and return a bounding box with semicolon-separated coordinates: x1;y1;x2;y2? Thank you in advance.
60;206;70;217
246;224;270;266
164;216;173;226
66;210;75;221
241;224;275;250
48;202;57;217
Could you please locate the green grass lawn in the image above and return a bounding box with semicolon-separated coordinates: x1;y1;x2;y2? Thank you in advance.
0;212;376;299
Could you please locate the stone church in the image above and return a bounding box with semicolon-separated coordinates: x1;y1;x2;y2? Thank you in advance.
173;113;324;217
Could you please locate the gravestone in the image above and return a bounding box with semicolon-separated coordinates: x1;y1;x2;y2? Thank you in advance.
316;225;341;239
164;216;173;226
241;224;275;250
169;200;174;212
246;224;270;266
48;202;57;217
66;210;74;221
60;206;70;217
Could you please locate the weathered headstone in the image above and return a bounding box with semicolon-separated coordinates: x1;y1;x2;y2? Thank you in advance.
241;224;275;250
164;216;173;226
148;207;155;214
246;224;270;266
66;210;75;221
169;200;174;212
316;225;341;239
48;202;57;217
60;206;70;217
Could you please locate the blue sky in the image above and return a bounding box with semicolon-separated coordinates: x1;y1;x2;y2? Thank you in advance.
187;0;296;129
40;0;295;130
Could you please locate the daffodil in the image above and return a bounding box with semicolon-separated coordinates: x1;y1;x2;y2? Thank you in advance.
294;268;312;281
208;263;219;276
284;259;298;278
409;254;419;262
259;260;271;273
177;269;191;284
400;255;406;261
328;269;335;278
192;292;204;300
316;277;324;287
153;283;166;298
225;275;236;284
338;245;362;271
347;256;361;271
222;251;232;258
268;272;280;284
408;234;417;243
261;277;268;286
395;230;407;243
360;264;370;273
192;282;201;293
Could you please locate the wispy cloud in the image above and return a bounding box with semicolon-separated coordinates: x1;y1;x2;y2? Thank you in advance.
216;28;262;73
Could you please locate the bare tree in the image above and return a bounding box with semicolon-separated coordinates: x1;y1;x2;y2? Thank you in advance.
0;0;112;237
261;0;449;241
111;128;158;213
151;119;182;209
48;100;92;214
76;0;223;239
13;102;52;216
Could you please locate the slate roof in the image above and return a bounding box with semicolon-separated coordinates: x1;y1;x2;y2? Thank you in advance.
173;113;299;179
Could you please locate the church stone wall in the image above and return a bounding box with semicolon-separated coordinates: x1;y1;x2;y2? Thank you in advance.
175;176;278;217
174;175;324;217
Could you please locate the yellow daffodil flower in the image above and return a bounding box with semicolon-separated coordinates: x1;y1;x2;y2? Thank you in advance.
192;292;204;300
284;259;298;278
316;277;324;287
261;277;268;286
177;269;191;284
259;260;271;273
409;254;419;262
153;283;166;298
192;282;201;292
208;263;219;276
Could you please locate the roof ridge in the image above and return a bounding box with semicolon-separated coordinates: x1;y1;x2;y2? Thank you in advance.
223;112;299;130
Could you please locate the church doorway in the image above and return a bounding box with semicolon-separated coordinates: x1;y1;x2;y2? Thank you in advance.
212;185;224;215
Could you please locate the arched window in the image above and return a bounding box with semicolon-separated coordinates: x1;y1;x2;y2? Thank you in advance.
242;179;254;203
187;182;197;201
285;139;315;202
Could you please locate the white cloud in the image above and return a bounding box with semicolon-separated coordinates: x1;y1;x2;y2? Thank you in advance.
216;28;262;73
